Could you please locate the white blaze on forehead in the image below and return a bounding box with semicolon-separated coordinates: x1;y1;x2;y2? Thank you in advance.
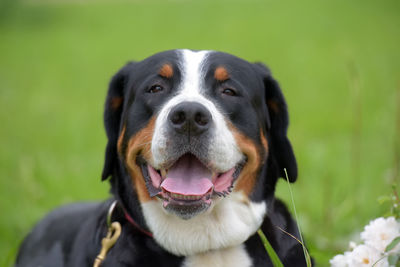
180;49;209;95
151;49;244;171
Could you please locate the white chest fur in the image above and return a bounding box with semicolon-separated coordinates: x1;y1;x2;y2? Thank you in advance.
182;245;253;267
141;192;266;256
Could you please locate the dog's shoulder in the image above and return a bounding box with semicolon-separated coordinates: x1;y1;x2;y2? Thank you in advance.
16;202;106;267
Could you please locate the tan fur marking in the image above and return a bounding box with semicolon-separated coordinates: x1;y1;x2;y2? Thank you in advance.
230;125;268;196
267;99;279;113
159;64;174;78
125;117;156;203
117;125;126;155
111;97;123;110
214;66;229;81
260;130;269;153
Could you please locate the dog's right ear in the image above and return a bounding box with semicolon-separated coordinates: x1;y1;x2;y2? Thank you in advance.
102;62;135;181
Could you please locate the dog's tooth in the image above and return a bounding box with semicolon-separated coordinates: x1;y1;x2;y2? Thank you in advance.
212;172;219;182
161;169;167;178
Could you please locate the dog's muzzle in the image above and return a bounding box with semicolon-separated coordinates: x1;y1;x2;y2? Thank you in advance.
138;101;245;219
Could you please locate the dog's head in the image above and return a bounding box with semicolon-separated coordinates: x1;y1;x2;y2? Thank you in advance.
102;50;296;255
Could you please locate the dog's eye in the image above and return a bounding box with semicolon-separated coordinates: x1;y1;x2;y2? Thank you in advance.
222;88;237;96
148;85;164;94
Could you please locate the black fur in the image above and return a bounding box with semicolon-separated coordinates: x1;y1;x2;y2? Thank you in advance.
16;50;309;267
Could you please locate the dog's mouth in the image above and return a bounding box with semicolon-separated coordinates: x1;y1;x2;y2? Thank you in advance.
138;153;244;219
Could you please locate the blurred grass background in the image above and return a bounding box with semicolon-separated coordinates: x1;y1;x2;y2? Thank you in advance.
0;0;399;265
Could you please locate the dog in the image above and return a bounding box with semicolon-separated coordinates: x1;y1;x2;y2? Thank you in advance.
16;49;309;267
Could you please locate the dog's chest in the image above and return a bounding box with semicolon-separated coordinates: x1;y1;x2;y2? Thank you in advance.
182;245;252;267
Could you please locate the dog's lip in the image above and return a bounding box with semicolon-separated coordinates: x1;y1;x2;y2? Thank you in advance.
160;188;213;207
137;154;246;201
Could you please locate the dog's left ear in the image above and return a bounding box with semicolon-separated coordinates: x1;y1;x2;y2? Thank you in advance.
253;63;297;182
102;62;135;181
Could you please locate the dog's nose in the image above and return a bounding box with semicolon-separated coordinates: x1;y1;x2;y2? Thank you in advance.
168;102;212;136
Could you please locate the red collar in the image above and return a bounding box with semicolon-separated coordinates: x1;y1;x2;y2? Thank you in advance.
124;211;153;238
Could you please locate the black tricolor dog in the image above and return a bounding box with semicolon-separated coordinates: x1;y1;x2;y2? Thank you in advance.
16;50;308;267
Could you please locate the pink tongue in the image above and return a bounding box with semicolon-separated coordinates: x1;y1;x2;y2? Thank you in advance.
160;154;213;196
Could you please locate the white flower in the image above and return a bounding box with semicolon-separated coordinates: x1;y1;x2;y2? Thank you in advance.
330;217;400;267
330;252;351;267
347;244;388;267
349;241;358;250
361;217;400;252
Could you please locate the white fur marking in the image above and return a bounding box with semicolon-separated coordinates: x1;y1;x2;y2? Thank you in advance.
182;245;253;267
151;49;243;172
141;192;266;256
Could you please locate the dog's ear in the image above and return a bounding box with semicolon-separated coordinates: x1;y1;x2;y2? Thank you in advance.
102;62;135;181
254;63;297;182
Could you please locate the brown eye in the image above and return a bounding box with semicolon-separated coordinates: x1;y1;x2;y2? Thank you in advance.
148;85;164;94
222;88;236;96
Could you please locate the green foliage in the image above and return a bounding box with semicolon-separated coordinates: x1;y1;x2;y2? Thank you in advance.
0;0;399;266
382;236;400;266
378;185;400;218
388;254;400;267
283;168;312;266
257;229;284;267
386;237;400;253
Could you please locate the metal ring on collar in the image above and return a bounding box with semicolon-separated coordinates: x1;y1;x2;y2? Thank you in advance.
107;200;118;228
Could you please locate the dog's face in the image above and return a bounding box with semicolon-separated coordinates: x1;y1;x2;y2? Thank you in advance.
102;50;297;255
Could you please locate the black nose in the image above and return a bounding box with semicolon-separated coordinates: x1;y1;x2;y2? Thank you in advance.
168;102;212;136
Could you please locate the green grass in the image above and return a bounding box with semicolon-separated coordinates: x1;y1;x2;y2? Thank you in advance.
257;229;284;267
0;0;399;266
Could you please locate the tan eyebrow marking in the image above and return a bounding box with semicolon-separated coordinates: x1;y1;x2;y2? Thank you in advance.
110;97;123;110
214;66;230;81
159;63;174;78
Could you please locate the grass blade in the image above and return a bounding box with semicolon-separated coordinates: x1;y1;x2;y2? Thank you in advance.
284;168;312;267
257;229;284;267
